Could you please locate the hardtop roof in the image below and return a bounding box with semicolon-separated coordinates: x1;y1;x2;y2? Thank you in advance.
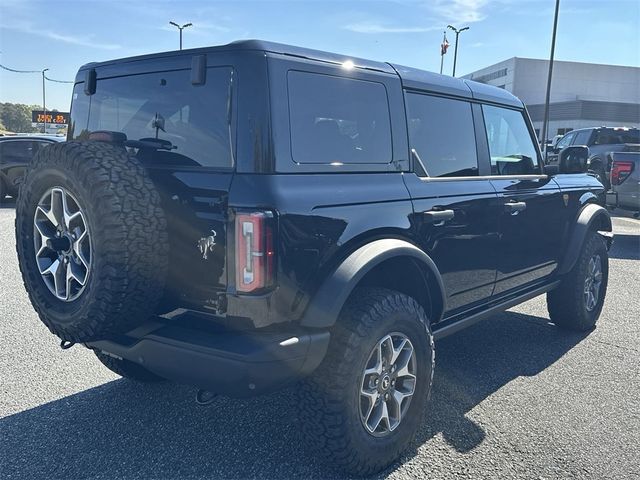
77;39;522;108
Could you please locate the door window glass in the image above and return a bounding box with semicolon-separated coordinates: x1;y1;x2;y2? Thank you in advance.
555;132;575;149
573;130;592;146
287;71;392;164
482;105;539;175
405;93;478;177
1;141;36;162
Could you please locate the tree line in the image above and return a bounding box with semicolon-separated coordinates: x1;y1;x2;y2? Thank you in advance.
0;102;59;134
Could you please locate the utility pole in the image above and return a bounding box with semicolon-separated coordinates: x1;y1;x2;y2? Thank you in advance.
540;0;560;159
447;24;469;77
42;68;49;134
169;21;193;50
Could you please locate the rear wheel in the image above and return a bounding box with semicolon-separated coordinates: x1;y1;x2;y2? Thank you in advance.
299;288;435;476
15;142;169;342
548;231;609;331
0;177;5;204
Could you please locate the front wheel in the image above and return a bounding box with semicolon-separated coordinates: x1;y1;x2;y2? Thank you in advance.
299;288;435;476
547;231;609;331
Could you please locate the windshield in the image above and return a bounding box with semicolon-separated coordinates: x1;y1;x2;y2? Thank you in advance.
69;67;233;168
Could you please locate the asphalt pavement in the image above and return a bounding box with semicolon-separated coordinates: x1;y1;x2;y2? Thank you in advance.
1;200;639;479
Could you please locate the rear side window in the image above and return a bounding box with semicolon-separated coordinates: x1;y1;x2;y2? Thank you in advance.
594;129;640;145
405;93;478;177
573;129;593;146
482;105;539;175
287;71;392;164
70;67;233;168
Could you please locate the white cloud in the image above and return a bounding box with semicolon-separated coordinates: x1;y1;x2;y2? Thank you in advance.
343;22;440;34
431;0;490;24
1;21;121;50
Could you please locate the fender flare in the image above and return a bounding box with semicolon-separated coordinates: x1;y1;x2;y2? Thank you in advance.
300;239;446;328
558;203;613;275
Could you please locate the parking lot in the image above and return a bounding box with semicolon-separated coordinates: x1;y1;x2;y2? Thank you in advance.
1;200;638;479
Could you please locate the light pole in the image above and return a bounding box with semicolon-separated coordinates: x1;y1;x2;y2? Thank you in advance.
447;25;469;77
42;68;49;134
169;21;192;50
540;0;560;159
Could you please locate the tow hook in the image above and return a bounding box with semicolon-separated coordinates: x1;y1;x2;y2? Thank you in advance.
60;340;75;350
195;389;218;406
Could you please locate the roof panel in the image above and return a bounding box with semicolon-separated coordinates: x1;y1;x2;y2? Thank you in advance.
78;39;395;74
390;63;472;98
464;79;523;107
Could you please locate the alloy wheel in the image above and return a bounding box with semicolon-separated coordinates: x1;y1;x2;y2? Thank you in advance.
359;332;417;437
584;254;603;312
33;186;91;302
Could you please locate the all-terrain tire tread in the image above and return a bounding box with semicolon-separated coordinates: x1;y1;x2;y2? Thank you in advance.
547;231;608;331
15;142;168;342
298;287;435;476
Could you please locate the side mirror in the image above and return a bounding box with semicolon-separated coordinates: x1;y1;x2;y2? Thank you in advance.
543;164;559;176
559;146;589;174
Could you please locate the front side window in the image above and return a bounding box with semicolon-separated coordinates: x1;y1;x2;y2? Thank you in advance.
555;132;575;149
482;105;539;175
70;67;233;168
287;71;392;164
405;93;478;177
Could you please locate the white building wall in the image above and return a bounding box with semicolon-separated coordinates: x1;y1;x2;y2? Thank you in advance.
512;58;640;105
464;58;640;137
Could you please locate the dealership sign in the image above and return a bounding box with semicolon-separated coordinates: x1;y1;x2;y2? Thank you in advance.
31;110;70;126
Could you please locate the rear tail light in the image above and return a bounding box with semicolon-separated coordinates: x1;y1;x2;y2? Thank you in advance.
235;211;275;293
610;161;634;186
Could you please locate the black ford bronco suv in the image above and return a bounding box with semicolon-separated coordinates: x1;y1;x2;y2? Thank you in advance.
15;41;612;475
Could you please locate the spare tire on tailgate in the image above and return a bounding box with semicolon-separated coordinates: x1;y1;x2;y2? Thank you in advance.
15;141;168;343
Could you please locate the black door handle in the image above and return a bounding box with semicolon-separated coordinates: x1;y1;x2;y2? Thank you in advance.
504;201;527;214
423;209;455;224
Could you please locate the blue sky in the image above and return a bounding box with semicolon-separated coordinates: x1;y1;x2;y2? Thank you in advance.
1;0;638;111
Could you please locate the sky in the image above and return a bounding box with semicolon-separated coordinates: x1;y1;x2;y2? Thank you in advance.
1;0;639;111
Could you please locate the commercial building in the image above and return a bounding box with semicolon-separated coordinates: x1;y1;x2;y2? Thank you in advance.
463;58;640;140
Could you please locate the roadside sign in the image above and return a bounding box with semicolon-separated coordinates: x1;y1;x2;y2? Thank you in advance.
31;111;70;126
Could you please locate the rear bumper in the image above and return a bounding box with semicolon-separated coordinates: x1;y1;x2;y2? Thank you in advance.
88;319;330;397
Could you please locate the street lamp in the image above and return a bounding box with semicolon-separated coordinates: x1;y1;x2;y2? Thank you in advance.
169;21;193;50
447;25;469;77
42;68;49;134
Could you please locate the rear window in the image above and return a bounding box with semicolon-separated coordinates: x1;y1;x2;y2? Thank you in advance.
287;71;392;164
69;67;233;168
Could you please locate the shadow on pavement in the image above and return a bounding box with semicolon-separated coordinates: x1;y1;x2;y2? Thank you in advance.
609;233;640;261
1;312;587;479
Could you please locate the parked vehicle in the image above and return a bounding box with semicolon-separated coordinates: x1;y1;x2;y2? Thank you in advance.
606;151;640;216
546;127;640;188
14;40;612;476
0;135;63;202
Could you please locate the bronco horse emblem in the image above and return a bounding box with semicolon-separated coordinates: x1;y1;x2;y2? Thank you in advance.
197;230;217;260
